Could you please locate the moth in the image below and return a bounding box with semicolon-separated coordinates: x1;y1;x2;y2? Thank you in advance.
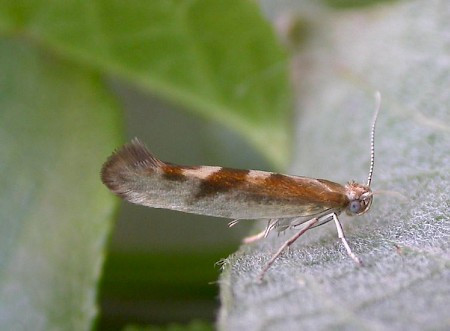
101;94;381;280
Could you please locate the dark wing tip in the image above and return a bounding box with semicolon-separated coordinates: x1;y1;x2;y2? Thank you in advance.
101;138;162;192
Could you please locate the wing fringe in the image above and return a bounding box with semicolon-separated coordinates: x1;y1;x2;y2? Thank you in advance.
101;138;163;192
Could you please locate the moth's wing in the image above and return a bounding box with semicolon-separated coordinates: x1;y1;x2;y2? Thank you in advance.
101;139;349;220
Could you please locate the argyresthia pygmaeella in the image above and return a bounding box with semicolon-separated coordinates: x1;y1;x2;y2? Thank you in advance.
101;93;381;280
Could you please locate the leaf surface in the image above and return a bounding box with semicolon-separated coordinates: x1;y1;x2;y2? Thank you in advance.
219;1;450;330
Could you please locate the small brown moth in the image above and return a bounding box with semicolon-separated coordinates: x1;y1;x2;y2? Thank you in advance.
101;93;381;280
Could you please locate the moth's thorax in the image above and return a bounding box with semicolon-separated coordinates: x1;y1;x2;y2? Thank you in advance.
344;181;373;216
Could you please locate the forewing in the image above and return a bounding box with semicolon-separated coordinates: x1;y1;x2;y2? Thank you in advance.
101;139;349;219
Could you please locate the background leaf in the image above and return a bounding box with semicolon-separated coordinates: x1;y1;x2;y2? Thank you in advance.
0;1;293;329
219;0;450;330
1;0;292;168
0;39;121;330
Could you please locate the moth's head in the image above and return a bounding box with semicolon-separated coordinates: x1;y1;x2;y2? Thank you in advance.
345;181;373;216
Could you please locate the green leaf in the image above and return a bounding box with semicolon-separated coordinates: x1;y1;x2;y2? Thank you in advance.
219;0;450;330
0;39;121;330
1;0;292;168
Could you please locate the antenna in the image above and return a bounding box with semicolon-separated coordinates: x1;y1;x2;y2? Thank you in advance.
367;91;381;187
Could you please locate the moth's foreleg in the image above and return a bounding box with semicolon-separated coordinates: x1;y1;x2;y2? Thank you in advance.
332;213;363;266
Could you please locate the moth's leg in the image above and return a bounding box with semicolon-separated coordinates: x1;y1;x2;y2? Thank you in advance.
243;219;278;244
286;217;308;253
228;219;241;227
242;229;266;244
263;219;279;238
257;216;320;281
332;213;363;265
290;217;306;228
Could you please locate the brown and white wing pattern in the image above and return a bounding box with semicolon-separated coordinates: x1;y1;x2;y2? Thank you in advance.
101;139;349;220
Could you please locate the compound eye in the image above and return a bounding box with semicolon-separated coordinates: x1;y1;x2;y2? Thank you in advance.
349;200;361;214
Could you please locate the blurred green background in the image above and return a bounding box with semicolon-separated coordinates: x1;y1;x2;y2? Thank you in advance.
0;1;292;330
